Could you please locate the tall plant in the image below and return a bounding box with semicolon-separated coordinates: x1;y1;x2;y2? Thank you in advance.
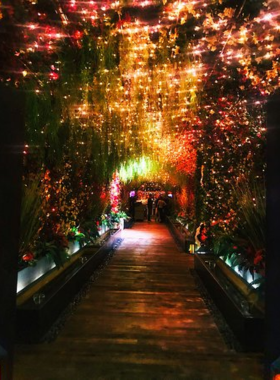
212;177;266;277
234;179;266;255
19;179;42;258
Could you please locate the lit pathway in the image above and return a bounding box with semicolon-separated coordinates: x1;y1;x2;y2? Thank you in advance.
14;222;263;380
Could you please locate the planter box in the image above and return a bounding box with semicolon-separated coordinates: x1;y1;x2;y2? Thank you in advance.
98;224;110;236
17;241;81;294
17;256;56;294
166;217;195;253
68;240;80;255
223;256;263;288
194;254;264;352
16;230;121;343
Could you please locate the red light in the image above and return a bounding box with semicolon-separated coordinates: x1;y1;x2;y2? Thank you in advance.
100;192;106;199
73;30;83;40
274;375;280;380
49;72;59;80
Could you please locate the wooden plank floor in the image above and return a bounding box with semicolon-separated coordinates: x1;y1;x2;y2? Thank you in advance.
14;222;263;380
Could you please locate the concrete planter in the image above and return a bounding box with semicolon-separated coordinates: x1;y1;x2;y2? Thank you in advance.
166;217;195;253
99;224;110;236
18;240;81;294
222;256;263;288
16;229;121;343
67;240;80;255
194;254;264;351
17;256;56;294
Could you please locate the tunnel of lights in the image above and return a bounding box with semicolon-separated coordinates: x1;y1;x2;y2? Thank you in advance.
0;0;274;278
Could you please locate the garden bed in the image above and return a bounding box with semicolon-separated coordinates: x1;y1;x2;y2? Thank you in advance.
16;229;121;343
194;253;264;352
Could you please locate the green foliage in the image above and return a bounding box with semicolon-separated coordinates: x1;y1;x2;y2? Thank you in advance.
67;227;85;241
35;232;69;269
211;177;265;277
234;179;266;254
101;213;113;228
212;230;234;257
79;220;100;244
110;211;128;223
104;37;119;70
19;179;42;256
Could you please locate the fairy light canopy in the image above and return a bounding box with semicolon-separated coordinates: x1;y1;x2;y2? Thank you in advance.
0;0;278;183
119;156;166;182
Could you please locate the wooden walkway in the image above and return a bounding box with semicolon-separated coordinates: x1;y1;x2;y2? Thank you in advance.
14;222;263;380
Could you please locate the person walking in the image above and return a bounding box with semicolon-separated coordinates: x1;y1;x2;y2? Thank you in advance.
157;196;166;222
147;193;153;221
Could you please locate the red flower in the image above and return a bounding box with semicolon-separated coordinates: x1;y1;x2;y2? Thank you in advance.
254;255;263;265
200;234;207;242
254;249;265;266
22;252;34;262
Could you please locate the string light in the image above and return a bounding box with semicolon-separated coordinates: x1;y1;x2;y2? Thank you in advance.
2;0;272;268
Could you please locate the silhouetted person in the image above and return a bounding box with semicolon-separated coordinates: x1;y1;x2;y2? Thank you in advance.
129;195;137;220
157;196;166;222
147;193;153;221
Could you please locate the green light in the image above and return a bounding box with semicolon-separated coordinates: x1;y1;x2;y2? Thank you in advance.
119;156;161;182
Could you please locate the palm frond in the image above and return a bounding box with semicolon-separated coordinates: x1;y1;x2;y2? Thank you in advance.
234;179;266;253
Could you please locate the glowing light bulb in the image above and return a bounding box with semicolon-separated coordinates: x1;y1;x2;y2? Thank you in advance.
262;13;273;22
